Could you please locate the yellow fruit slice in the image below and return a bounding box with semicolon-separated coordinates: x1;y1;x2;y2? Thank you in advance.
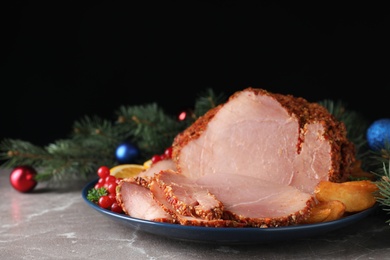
143;159;152;169
110;164;145;179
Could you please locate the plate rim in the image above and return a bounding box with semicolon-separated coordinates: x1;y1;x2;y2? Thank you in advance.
82;178;377;244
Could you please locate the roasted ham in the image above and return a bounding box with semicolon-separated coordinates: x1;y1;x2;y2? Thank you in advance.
117;87;356;228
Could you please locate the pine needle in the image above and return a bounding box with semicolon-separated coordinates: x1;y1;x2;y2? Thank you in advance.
375;161;390;224
0;89;224;183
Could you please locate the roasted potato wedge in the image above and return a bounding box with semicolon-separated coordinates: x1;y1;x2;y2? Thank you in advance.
303;200;346;224
314;180;378;212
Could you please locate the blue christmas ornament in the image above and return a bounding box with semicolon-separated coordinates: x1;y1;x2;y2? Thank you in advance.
366;118;390;151
115;142;140;164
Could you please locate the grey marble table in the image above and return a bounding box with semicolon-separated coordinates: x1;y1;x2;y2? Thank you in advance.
1;168;390;260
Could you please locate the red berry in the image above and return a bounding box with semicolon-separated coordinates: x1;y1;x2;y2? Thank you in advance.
108;193;116;201
105;175;116;184
164;146;173;158
97;166;110;179
94;182;104;189
98;195;113;209
151;154;162;164
107;182;118;195
111;202;123;213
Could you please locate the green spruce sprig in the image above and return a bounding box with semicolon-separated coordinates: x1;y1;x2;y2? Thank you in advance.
0;88;224;183
114;103;185;157
374;160;390;223
193;88;228;117
366;143;390;176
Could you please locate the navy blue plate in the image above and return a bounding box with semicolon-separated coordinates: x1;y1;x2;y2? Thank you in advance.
82;178;377;245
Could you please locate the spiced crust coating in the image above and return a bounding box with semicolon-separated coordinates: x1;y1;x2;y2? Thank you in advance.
223;196;316;228
115;177;177;224
177;217;247;227
172;87;356;183
154;170;224;220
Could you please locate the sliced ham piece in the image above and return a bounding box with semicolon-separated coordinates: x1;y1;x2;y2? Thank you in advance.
152;169;224;220
116;177;176;223
138;159;176;178
149;174;244;227
196;173;314;227
172;87;355;194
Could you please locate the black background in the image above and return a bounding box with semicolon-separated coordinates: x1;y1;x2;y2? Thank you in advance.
1;1;389;146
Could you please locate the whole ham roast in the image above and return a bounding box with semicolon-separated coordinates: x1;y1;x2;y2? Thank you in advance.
116;87;356;228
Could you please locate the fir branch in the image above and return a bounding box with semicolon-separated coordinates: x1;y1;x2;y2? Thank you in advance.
366;144;390;176
0;139;50;168
193;88;228;118
375;160;390;224
114;103;186;157
0;138;116;182
71;115;128;159
0;89;223;183
72;115;131;143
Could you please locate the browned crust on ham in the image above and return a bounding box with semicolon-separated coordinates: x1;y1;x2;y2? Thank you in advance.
269;89;355;183
177;216;247;227
172;106;222;157
133;176;151;187
224;196;316;228
154;170;224;220
163;185;224;220
172;87;355;183
149;176;240;227
116;177;177;224
117;175;315;228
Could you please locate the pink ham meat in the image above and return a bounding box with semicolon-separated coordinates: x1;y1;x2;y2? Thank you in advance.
116;177;176;223
152;169;224;220
149;174;245;227
195;173;314;227
138;159;176;178
172;87;355;194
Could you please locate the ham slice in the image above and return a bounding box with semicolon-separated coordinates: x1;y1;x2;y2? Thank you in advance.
116;177;176;223
152;170;224;220
196;173;314;227
149;174;244;227
138;159;176;178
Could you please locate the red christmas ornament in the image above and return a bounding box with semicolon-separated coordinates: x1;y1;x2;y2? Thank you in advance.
9;166;38;192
